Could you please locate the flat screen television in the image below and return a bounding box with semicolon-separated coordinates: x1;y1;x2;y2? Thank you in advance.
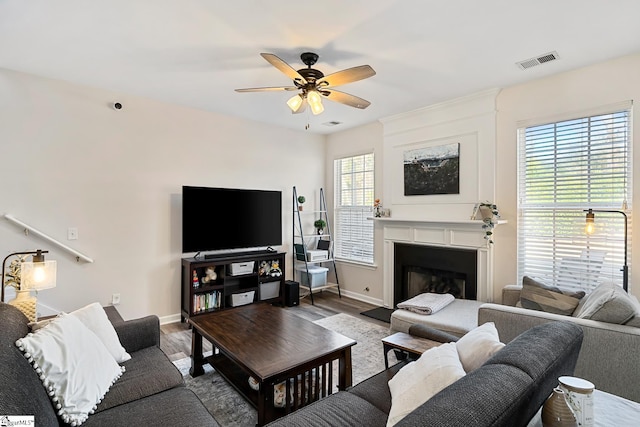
182;186;282;253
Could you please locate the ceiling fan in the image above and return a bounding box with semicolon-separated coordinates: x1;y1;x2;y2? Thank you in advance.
235;52;376;115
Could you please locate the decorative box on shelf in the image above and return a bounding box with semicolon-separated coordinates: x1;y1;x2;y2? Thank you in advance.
306;249;329;262
259;281;280;300
229;261;254;276
296;266;329;288
230;291;255;307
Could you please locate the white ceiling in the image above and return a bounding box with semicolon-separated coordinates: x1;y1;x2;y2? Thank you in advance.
2;0;640;134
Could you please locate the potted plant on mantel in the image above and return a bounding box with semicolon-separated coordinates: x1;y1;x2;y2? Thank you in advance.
314;219;327;235
478;202;500;244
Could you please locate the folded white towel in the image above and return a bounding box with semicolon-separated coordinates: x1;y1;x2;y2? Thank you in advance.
397;292;455;315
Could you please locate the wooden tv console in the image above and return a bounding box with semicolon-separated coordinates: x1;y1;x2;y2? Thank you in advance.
181;251;286;321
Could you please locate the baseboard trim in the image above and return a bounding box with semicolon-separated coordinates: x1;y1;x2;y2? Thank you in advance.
159;313;182;325
321;286;384;307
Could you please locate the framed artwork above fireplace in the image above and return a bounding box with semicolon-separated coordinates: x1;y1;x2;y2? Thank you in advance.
389;132;480;209
403;142;460;196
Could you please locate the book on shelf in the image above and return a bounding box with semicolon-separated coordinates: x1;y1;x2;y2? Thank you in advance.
193;291;222;313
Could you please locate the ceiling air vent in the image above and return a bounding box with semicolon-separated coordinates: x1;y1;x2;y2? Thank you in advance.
322;121;343;127
516;51;560;70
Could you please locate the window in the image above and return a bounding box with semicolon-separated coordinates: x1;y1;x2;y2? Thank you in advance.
517;107;632;292
334;153;375;264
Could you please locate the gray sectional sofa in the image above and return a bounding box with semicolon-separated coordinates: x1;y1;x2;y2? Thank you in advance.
267;321;584;427
391;282;640;403
0;302;217;426
479;285;640;402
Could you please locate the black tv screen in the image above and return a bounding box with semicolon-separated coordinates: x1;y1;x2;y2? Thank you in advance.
182;186;282;253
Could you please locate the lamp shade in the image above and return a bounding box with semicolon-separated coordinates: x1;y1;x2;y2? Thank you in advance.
287;94;304;113
20;260;57;291
307;90;324;115
585;209;595;235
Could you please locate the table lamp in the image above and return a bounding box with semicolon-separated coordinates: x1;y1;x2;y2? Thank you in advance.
1;249;57;321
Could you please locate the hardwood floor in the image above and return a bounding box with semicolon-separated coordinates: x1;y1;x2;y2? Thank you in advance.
160;291;389;361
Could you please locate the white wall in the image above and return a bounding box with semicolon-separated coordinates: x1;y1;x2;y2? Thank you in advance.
0;69;325;321
495;53;640;299
380;89;499;221
325;122;384;304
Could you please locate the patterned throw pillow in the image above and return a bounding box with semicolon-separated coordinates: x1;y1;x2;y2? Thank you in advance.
520;276;585;315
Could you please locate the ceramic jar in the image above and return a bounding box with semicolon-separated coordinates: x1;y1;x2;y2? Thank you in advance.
542;387;578;427
558;376;595;427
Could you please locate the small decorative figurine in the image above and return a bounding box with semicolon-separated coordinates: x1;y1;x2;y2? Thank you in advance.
192;270;200;288
374;198;382;217
269;261;282;278
201;267;217;284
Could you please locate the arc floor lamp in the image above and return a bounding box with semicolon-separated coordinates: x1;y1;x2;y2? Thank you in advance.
584;209;628;292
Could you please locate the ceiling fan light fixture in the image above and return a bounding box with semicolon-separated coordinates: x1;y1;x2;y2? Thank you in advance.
287;94;304;112
237;52;375;117
307;90;324;115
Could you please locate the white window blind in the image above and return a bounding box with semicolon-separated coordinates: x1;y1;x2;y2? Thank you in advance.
334;153;375;264
517;108;632;292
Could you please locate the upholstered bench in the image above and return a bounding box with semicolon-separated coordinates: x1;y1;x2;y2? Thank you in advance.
390;299;485;338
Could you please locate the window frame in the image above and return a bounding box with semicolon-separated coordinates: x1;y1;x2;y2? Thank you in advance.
516;104;632;292
333;152;375;265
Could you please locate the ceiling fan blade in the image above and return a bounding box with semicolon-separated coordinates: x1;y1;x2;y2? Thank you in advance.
235;86;298;92
322;90;371;109
316;65;375;88
260;53;307;85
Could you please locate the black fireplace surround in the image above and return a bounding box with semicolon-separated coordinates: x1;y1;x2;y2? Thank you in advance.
394;243;477;307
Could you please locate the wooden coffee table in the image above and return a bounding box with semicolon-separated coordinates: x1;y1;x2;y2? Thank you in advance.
189;303;356;426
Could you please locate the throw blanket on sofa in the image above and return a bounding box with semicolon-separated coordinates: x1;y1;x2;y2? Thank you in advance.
397;293;455;315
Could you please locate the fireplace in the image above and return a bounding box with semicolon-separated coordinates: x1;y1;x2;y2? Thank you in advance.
381;219;496;307
394;243;477;307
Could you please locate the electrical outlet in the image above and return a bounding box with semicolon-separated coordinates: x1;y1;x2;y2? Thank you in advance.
112;293;121;305
67;227;78;240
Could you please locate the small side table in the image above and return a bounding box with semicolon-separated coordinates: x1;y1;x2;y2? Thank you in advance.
381;331;440;368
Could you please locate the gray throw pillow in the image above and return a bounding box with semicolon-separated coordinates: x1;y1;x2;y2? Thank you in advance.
574;282;636;324
520;276;586;316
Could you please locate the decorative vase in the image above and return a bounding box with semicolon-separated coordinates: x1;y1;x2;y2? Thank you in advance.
317;229;324;235
558;376;594;427
542;387;577;427
298;206;303;211
479;205;494;221
8;290;37;322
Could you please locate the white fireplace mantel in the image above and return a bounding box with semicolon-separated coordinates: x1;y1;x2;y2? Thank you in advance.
373;217;507;227
381;218;507;308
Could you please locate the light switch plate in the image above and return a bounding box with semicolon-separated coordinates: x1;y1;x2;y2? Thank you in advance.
67;227;78;240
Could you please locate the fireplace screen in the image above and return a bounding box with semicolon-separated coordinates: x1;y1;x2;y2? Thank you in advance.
394;243;477;306
406;266;466;299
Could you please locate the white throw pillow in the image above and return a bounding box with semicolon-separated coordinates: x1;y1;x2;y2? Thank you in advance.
456;322;505;372
69;303;131;363
387;342;465;427
30;303;131;363
16;314;125;426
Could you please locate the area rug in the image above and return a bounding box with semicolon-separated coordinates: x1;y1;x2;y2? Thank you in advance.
360;306;394;323
173;313;395;426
